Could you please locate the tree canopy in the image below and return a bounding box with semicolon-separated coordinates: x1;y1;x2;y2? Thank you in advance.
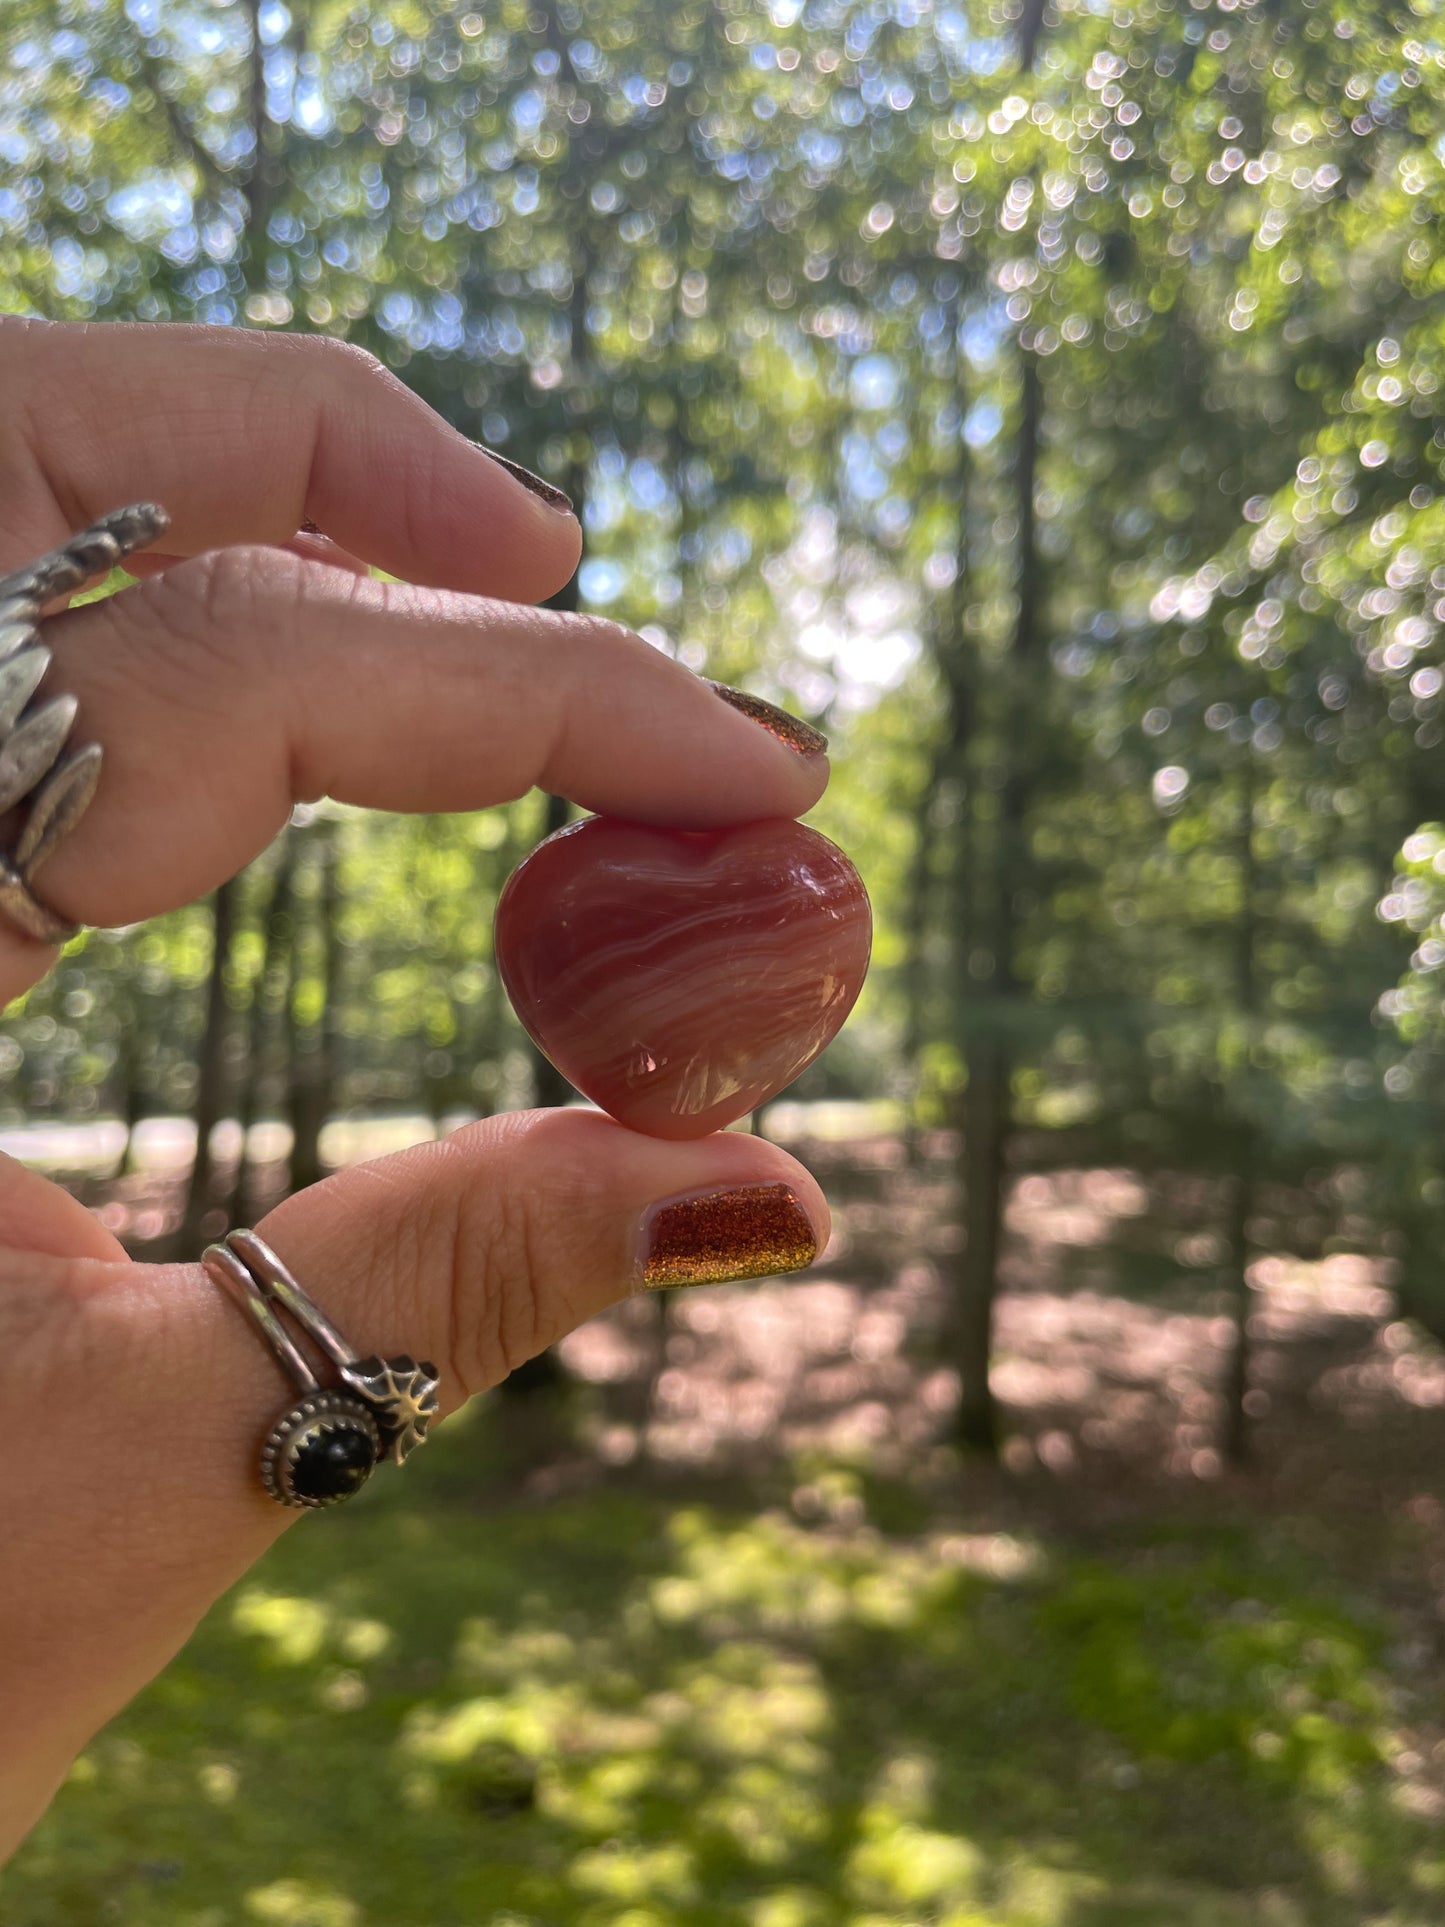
4;0;1445;1449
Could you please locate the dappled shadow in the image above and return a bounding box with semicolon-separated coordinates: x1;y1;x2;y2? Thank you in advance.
14;1131;1445;1923
62;1124;1445;1564
9;1448;1442;1926
558;1132;1427;1503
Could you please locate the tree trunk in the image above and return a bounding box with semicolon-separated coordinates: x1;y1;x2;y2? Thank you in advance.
525;461;584;1115
1016;0;1048;72
500;145;589;1401
424;1050;451;1139
243;0;276;259
509;783;571;1396
951;349;1042;1460
111;998;149;1179
957;1040;1008;1450
287;817;339;1196
527;785;575;1113
177;879;238;1252
901;755;944;1070
1221;1163;1253;1466
1222;760;1259;1466
224;836;296;1223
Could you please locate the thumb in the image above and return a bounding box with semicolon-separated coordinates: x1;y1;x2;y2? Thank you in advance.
256;1109;828;1406
1;1111;827;1855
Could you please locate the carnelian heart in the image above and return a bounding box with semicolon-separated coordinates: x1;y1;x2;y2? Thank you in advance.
495;815;871;1140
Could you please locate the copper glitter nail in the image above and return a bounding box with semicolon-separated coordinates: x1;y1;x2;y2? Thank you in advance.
641;1182;820;1288
707;683;828;757
479;447;575;513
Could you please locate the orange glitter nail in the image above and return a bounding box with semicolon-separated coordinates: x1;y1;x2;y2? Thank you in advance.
707;682;828;757
641;1183;819;1288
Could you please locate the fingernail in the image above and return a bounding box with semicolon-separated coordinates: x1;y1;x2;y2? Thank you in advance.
640;1182;820;1288
707;682;828;757
479;448;575;514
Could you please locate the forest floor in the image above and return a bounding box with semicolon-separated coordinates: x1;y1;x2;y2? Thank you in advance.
8;1126;1445;1926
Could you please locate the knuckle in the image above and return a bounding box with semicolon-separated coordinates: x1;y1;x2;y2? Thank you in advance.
178;545;245;605
101;549;267;714
445;1155;549;1394
153;544;273;631
142;545;309;658
0;1251;87;1376
428;1115;599;1397
99;547;324;747
553;609;635;656
314;334;396;396
534;612;657;786
545;603;639;673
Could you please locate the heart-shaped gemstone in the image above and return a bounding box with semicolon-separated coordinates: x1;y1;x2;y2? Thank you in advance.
496;816;871;1139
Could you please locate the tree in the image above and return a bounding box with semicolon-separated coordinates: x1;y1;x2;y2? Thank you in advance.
7;0;1445;1471
176;879;238;1253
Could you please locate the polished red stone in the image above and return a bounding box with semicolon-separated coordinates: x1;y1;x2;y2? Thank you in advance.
496;816;872;1139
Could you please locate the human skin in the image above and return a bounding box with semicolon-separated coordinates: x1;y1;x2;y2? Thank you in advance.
0;318;831;1862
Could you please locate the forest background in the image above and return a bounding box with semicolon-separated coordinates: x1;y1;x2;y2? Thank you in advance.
7;1;1445;1923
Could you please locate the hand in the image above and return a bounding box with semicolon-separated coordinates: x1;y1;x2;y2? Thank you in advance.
0;318;831;1861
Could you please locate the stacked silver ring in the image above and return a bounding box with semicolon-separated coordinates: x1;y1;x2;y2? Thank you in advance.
203;1230;441;1509
0;502;170;942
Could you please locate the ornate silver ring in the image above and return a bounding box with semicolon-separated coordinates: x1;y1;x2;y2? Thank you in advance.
0;502;171;944
203;1229;441;1509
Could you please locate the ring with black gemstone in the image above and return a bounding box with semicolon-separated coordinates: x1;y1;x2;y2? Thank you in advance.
202;1229;441;1510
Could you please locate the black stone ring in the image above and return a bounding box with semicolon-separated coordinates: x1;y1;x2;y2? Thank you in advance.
202;1229;441;1509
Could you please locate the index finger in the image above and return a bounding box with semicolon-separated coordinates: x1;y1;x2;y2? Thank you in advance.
0;546;830;1001
2;318;581;604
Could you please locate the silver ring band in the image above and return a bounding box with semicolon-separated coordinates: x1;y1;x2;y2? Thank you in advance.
203;1229;440;1509
0;502;171;943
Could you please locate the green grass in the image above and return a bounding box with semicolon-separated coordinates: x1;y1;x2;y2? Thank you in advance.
6;1415;1442;1927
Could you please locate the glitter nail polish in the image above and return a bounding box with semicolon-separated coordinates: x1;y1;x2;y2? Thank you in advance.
641;1182;820;1288
479;448;575;514
707;682;828;757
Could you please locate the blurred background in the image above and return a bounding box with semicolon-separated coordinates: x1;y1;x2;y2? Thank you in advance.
6;0;1445;1921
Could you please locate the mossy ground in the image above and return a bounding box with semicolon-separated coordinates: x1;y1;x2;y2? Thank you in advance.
7;1391;1444;1927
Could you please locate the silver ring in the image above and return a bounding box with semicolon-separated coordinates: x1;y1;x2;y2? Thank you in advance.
203;1229;441;1509
0;502;171;943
